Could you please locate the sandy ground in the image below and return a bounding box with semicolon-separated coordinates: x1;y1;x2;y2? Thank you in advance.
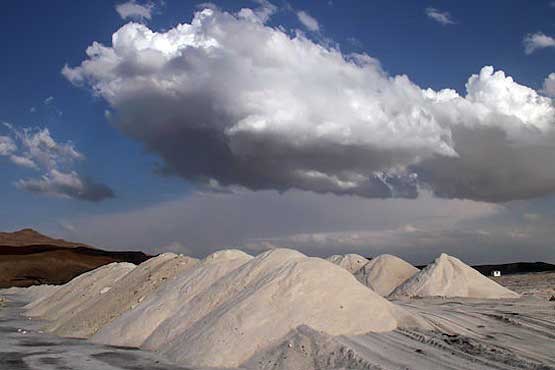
493;271;555;300
1;272;554;370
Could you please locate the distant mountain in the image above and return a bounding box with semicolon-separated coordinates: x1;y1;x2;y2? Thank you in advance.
0;228;90;248
0;229;151;288
472;262;555;276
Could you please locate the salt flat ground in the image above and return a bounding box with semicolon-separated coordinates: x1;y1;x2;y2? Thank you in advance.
0;295;193;370
1;272;554;370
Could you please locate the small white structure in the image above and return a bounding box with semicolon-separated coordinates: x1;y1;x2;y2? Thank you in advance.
491;270;501;277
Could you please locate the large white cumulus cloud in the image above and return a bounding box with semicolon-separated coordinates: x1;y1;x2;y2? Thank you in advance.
63;5;555;202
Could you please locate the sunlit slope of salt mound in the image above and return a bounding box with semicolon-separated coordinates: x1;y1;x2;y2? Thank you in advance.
135;249;405;368
47;253;198;338
354;254;419;296
91;249;253;348
390;253;520;299
326;253;368;274
26;262;135;320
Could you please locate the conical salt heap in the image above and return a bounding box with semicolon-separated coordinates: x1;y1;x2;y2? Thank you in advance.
326;253;368;274
390;253;519;299
354;254;419;296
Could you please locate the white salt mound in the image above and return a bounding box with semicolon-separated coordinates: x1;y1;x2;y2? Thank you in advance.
48;253;198;338
2;285;60;308
91;249;253;348
390;253;520;299
26;262;135;320
146;249;404;368
326;253;368;274
203;249;252;262
354;254;419;296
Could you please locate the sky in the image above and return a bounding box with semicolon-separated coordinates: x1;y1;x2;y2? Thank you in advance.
1;0;555;264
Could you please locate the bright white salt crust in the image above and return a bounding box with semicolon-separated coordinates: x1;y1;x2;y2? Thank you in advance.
390;253;520;299
354;254;419;296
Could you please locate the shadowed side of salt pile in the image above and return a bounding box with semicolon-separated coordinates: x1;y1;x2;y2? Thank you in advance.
47;253;199;338
326;253;368;274
354;254;419;296
390;253;520;299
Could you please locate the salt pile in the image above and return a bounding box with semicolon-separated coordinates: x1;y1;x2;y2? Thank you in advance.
150;249;408;367
48;253;198;338
15;248;432;369
91;249;252;347
354;254;419;296
326;253;368;274
390;253;520;299
92;248;410;368
26;262;136;320
2;284;60;306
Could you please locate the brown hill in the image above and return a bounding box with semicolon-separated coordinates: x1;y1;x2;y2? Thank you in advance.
0;228;90;248
0;229;150;288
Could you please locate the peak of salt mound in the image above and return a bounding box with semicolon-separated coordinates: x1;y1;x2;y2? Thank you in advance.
326;253;368;274
390;253;520;299
26;262;135;320
91;249;253;348
48;253;198;338
203;249;252;263
141;248;405;368
354;254;419;296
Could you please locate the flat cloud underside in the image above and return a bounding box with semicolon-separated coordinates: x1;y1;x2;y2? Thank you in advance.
64;6;555;203
414;126;555;202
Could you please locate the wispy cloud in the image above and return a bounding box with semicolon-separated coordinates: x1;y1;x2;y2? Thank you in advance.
523;32;555;54
425;7;455;25
0;123;114;202
115;0;154;22
296;10;319;32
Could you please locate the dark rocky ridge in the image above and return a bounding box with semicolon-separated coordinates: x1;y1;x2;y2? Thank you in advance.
0;229;150;289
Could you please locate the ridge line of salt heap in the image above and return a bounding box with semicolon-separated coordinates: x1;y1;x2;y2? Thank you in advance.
326;253;368;274
354;254;419;296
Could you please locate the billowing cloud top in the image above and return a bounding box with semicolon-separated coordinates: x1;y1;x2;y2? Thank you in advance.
63;5;555;202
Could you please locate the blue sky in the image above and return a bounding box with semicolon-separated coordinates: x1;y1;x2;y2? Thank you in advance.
1;0;555;263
